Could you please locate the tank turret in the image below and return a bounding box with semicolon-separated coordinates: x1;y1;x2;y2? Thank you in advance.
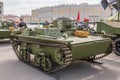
52;17;75;30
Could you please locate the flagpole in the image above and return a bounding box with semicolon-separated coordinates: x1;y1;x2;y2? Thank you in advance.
118;0;120;22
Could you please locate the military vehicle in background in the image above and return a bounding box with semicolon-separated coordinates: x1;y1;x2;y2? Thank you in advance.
11;17;112;72
97;18;120;56
97;0;120;55
0;20;15;39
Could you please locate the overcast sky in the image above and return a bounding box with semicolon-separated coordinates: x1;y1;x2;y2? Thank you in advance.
2;0;100;16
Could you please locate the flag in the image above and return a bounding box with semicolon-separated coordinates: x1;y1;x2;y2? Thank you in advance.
77;11;80;21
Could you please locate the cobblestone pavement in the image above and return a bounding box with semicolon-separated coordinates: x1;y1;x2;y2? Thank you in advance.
0;41;120;80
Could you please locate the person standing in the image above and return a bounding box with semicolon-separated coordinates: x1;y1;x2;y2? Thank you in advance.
13;21;18;29
19;18;27;28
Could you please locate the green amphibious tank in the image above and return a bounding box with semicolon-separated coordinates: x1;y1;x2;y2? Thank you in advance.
98;0;120;56
11;17;112;72
0;20;14;39
97;21;120;56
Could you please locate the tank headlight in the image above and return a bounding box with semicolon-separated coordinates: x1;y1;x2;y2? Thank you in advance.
101;30;106;35
63;33;68;39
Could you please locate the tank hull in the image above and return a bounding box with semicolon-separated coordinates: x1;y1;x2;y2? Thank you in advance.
12;35;112;62
0;30;11;39
71;39;111;60
97;22;120;56
97;22;120;35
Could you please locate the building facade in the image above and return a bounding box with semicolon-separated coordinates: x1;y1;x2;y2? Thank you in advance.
31;3;111;23
31;9;39;23
21;15;31;24
3;14;19;21
0;1;3;20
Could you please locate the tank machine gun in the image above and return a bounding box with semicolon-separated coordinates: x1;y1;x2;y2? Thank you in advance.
11;17;112;72
97;0;120;55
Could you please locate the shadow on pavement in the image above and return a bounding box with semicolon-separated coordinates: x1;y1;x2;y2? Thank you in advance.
0;60;55;80
0;40;11;47
50;61;119;80
0;58;120;80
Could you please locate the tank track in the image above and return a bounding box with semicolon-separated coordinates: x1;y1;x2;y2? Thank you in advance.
112;39;120;56
112;42;116;51
49;45;72;73
12;39;72;73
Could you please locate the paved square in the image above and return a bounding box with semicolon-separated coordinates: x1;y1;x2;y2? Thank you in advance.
0;41;120;80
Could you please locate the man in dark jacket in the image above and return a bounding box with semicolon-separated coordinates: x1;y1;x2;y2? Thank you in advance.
19;18;27;28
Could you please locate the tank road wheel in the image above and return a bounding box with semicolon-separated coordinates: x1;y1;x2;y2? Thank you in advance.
41;58;52;71
19;49;30;62
34;54;41;67
113;38;120;56
34;53;52;72
12;41;30;62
